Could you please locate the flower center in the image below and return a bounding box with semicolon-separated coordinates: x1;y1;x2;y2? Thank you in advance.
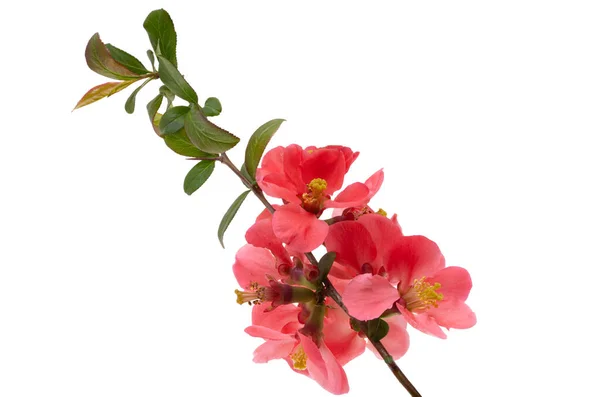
402;277;444;312
290;345;307;370
300;178;328;214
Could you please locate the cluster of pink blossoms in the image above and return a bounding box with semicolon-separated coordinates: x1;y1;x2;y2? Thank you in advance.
232;144;476;394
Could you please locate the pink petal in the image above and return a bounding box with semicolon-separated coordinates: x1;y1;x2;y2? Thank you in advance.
397;303;447;339
272;203;329;252
252;304;301;332
429;266;473;302
323;301;366;365
253;339;297;363
326;182;370;209
245;218;291;266
300;334;350;395
300;148;347;194
386;236;446;292
282;144;306;193
322;145;359;172
232;245;277;288
256;146;300;202
367;315;410;360
428;299;477;330
364;169;384;199
245;325;294;341
324;221;376;274
343;274;399;321
358;214;403;269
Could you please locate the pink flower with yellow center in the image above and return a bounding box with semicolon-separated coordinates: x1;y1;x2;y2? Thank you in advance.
325;214;476;339
256;144;384;252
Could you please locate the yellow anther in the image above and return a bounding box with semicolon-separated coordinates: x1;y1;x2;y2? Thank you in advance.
234;282;268;305
290;346;307;370
403;277;444;312
376;208;387;216
307;178;327;196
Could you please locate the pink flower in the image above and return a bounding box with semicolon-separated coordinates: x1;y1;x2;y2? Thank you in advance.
245;303;363;394
256;144;384;252
325;214;476;339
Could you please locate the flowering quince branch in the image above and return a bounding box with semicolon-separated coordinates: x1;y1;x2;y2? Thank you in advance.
74;9;476;397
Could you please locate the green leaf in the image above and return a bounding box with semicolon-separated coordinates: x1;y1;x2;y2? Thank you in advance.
85;33;141;80
164;129;217;157
316;252;336;283
218;190;251;248
244;119;285;179
184;160;215;195
240;163;255;184
158;106;189;136
147;50;156;71
73;80;136;110
366;318;390;342
124;78;152;114
157;55;198;104
203;97;222;117
143;9;178;67
105;44;150;75
159;85;175;109
146;94;163;135
184;105;240;154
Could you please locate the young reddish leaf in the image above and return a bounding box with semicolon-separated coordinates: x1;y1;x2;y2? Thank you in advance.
244;119;285;179
183;160;215;195
73;80;136;110
143;9;178;67
184;105;240;154
163;130;217;158
105;44;151;75
146;94;164;135
203;97;222;117
85;33;140;80
158;106;189;136
157;56;198;104
218;190;251;248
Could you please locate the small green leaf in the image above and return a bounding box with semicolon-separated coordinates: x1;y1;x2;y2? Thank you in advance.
85;33;140;80
164;129;217;157
146;94;163;135
240;163;255;184
244;119;285;179
366;318;390;342
105;44;150;75
143;9;178;67
158;106;189;136
147;50;156;71
159;85;175;109
184;160;215;195
157;56;198;104
73;80;136;110
124;78;152;114
218;190;251;248
203;97;222;117
184;105;240;154
316;252;336;282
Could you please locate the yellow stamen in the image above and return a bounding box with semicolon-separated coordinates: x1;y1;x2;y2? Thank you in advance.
403;277;444;312
376;208;387;216
307;178;327;196
290;346;307;370
234;282;269;305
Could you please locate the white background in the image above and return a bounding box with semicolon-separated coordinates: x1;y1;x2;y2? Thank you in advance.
1;1;599;396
